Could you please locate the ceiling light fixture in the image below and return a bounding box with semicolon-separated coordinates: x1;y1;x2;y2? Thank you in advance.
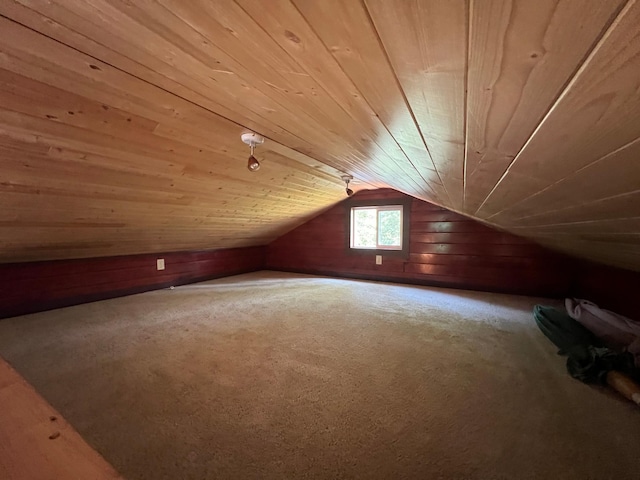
341;174;354;197
241;132;265;172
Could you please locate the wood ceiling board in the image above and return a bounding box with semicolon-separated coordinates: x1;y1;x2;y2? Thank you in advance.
1;0;309;149
123;0;416;189
1;0;371;181
2;220;296;261
489;133;640;225
6;0;426;194
506;191;640;228
464;0;624;213
155;0;431;195
4;240;268;263
0;19;354;262
261;141;382;190
1;143;346;214
291;0;448;202
365;0;468;211
2;2;640;270
234;0;441;201
147;126;372;192
0;25;251;155
0;33;349;198
475;0;640;220
123;0;366;152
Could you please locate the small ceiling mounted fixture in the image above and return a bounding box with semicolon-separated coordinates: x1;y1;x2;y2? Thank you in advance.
341;174;354;197
241;132;265;172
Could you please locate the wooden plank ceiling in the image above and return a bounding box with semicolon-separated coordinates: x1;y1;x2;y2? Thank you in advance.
1;0;639;270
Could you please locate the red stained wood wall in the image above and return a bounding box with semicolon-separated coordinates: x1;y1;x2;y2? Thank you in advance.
0;246;265;319
4;188;636;321
267;189;575;297
570;262;639;320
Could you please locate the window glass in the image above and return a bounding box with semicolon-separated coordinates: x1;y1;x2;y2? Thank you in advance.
350;205;402;250
378;209;401;247
352;208;377;248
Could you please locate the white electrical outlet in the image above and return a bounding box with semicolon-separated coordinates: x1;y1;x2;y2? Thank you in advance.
156;258;165;270
375;255;382;265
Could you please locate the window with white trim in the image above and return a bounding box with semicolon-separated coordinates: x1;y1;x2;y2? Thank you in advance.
350;205;404;250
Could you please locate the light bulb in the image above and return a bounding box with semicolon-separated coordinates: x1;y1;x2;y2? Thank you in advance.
247;155;260;172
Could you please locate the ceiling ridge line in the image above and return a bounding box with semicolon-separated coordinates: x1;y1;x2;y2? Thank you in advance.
360;0;455;208
483;131;640;222
338;0;440;198
462;0;472;211
471;0;634;218
0;11;348;183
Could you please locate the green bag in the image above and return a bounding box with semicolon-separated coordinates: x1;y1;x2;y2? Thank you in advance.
533;305;634;384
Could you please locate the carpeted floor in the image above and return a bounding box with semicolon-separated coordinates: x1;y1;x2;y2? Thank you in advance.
1;271;639;479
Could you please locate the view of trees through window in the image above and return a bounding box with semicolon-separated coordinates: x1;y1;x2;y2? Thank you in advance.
351;206;402;250
378;209;401;246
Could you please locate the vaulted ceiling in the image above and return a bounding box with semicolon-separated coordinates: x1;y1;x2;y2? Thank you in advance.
1;0;639;270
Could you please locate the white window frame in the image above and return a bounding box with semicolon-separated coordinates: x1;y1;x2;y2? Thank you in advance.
350;205;404;250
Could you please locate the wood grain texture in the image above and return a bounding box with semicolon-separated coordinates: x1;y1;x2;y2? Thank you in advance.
234;0;437;198
365;0;468;210
291;0;448;202
0;1;639;271
267;189;574;297
0;358;123;479
494;138;640;226
476;0;640;220
0;246;265;319
0;15;369;262
0;0;421;194
464;0;623;213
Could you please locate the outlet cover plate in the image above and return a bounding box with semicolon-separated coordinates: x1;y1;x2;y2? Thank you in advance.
157;258;165;270
375;255;382;265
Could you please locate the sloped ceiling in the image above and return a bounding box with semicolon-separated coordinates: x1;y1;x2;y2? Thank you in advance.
1;0;639;270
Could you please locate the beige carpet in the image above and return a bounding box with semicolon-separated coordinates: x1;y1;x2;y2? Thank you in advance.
1;271;639;479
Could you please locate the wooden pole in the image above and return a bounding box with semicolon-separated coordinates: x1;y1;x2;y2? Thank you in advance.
606;370;640;407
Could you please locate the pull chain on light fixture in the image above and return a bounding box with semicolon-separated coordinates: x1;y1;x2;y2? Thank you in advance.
241;132;265;172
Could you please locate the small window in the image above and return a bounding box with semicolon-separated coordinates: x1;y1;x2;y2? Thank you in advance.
350;205;403;250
